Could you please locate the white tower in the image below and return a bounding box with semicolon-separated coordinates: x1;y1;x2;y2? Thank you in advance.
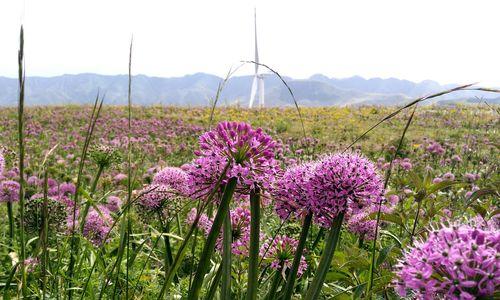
248;9;265;108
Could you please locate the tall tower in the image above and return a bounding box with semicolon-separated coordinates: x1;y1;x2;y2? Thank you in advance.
248;8;265;108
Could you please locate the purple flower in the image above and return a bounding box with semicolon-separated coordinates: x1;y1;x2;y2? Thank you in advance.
185;121;279;200
113;173;127;183
307;153;384;227
260;235;308;277
395;222;500;299
442;172;455;181
272;162;316;221
193;206;252;256
0;180;20;203
152;167;189;196
432;177;443;184
59;182;76;196
69;206;112;246
136;184;180;212
106;196;121;212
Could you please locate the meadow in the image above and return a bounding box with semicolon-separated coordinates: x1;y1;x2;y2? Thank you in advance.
0;104;498;299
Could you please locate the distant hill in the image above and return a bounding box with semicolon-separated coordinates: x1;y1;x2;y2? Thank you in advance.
0;73;497;106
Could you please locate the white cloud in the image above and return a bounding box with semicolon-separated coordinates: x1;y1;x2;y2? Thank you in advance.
0;0;499;86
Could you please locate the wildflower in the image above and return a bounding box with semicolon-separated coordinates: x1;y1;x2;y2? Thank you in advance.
24;194;68;233
89;144;121;168
106;196;121;213
185;121;279;200
24;257;39;273
59;182;76;196
152;167;189;196
399;158;412;171
395;222;500;299
0;180;20;203
432;177;443;184
69;206;112;246
307;153;384;227
272;162;316;221
451;154;462;163
464;173;479;183
442;172;455;181
260;235;307;277
113;173;127;183
135;184;183;222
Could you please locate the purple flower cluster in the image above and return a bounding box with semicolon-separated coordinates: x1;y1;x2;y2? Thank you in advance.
68;206;113;246
273;162;316;221
307;153;384;227
152;167;189;196
184;121;279;200
395;222;500;299
136;167;189;219
272;153;384;228
260;235;308;277
426;141;445;155
0;180;20;203
193;206;252;256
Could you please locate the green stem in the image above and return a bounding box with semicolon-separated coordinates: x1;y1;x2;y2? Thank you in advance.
205;263;223;300
187;177;237;300
246;187;261;300
265;267;283;300
409;199;422;245
282;212;313;300
7;202;14;248
304;213;344;300
222;211;232;299
79;164;105;234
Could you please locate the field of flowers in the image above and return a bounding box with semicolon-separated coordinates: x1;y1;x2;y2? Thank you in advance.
0;105;498;299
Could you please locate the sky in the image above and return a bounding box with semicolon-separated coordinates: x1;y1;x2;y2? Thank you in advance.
0;0;499;86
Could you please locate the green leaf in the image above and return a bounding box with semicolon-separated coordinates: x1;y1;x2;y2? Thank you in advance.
471;204;487;218
368;212;404;228
376;244;395;267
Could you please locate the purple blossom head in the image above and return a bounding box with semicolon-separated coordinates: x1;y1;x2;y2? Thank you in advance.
442;172;455;181
106;196;121;213
451;154;462;163
347;211;377;240
152;167;189;196
260;235;308;277
59;182;76;196
272;162;316;221
194;206;252;256
70;206;112;246
27;176;40;186
185;121;279;200
307;153;384;227
0;180;20;203
395;222;500;299
399;158;413;171
113;173;127;184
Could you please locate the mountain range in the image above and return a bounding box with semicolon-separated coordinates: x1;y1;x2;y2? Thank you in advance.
0;73;498;106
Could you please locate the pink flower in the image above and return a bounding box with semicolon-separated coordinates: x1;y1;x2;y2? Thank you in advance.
106;196;121;212
152;167;189;196
395;221;500;299
272;162;316;221
0;180;19;203
260;235;307;277
184;121;279;200
307;153;384;227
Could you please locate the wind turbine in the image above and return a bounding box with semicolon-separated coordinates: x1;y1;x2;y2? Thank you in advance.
248;9;265;108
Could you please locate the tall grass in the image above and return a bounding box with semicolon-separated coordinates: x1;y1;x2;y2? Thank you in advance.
16;26;27;297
